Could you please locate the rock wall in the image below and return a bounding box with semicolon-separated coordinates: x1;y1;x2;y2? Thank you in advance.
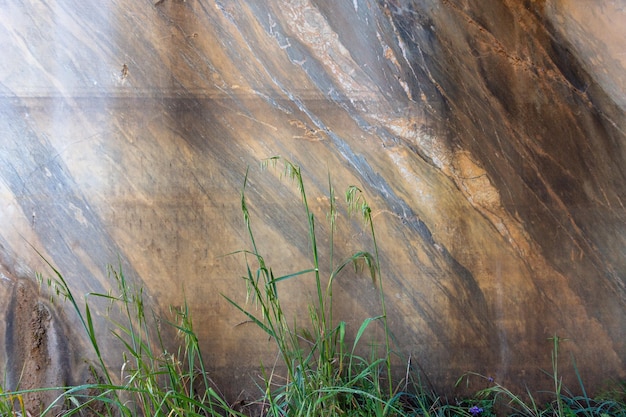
0;0;625;404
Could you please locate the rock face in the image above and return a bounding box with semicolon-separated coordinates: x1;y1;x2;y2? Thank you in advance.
1;0;625;404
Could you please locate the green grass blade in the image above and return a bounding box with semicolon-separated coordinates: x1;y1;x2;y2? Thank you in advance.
222;295;273;337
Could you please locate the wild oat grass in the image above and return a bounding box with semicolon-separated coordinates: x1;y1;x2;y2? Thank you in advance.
223;156;404;416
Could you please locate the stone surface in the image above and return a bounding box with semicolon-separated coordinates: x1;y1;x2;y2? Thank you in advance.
1;0;625;406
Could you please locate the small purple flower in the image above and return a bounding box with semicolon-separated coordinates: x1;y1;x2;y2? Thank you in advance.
469;406;483;416
487;376;494;383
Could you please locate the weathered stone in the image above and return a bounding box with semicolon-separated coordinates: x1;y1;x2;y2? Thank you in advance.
0;0;624;405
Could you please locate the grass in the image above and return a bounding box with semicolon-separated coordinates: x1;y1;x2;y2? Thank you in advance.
223;157;401;416
456;336;626;417
1;157;625;416
5;254;240;417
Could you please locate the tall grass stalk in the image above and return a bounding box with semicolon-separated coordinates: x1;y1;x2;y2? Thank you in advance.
346;184;393;397
224;157;398;416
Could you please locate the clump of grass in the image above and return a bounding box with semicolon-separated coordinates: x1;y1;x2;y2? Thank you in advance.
456;336;626;417
0;385;27;417
0;254;239;416
224;156;419;416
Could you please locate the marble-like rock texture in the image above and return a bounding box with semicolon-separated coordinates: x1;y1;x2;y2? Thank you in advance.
1;0;625;408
